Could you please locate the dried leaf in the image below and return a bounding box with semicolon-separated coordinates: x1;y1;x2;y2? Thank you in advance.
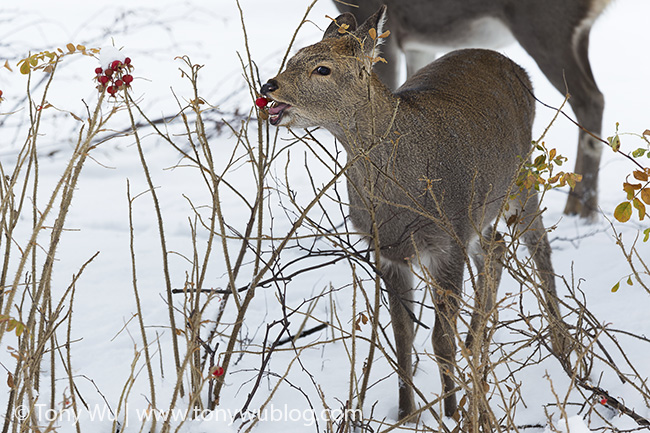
3;60;12;71
13;322;24;337
18;60;30;75
548;173;561;184
611;281;620;293
368;28;377;40
623;182;641;200
566;173;581;189
643;129;650;137
633;170;649;182
608;134;621;152
378;30;391;39
66;43;76;53
614;201;632;223
633;197;646;220
641;188;650;205
632;148;647;158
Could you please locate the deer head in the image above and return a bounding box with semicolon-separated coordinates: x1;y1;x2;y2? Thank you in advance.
261;6;388;131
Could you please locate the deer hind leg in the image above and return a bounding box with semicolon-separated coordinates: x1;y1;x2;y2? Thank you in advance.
509;10;604;220
509;191;571;363
382;259;416;420
428;247;464;418
465;227;505;349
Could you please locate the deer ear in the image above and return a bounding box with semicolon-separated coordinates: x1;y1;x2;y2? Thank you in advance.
354;5;387;40
352;5;388;54
323;12;358;40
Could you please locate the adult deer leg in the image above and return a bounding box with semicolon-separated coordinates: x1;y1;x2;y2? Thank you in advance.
510;16;604;220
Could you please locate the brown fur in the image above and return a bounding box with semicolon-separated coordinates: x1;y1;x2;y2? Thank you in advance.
262;6;565;420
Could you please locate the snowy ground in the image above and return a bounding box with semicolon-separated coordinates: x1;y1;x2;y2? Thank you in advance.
1;1;649;432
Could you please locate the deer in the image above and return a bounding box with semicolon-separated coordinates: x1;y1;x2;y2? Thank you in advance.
333;0;610;221
261;6;567;421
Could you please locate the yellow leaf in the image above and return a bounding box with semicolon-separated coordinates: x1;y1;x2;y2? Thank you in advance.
633;170;649;182
3;60;12;72
378;30;391;39
548;173;561;184
608;134;621;152
369;28;377;40
19;60;30;75
66;43;76;53
614;201;632;223
633;198;646;220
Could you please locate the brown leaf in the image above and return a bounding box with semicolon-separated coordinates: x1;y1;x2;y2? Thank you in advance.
641;188;650;205
633;170;649;182
368;28;377;40
7;372;14;389
624;182;642;200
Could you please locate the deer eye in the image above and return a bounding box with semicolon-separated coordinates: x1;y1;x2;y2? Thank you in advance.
314;66;331;76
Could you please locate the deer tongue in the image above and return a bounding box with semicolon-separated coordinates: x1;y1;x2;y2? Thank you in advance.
269;103;290;115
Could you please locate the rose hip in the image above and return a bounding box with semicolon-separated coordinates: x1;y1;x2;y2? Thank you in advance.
255;97;269;108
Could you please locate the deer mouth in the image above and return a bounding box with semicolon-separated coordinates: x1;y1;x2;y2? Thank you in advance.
268;101;291;126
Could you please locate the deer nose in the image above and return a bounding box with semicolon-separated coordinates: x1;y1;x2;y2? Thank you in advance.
261;79;279;96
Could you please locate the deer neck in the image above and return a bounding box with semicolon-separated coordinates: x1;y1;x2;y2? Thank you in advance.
328;74;399;155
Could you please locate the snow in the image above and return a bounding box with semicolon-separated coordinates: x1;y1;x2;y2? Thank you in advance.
1;1;649;432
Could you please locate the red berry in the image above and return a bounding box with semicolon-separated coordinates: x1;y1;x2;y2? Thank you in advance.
99;76;109;85
123;74;134;84
124;57;131;65
104;68;113;77
107;86;117;95
111;60;122;70
115;79;124;88
600;397;608;405
213;366;225;377
0;90;3;98
255;97;269;108
95;67;103;74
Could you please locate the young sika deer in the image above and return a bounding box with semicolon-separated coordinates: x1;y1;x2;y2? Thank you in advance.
262;7;565;420
334;0;609;221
